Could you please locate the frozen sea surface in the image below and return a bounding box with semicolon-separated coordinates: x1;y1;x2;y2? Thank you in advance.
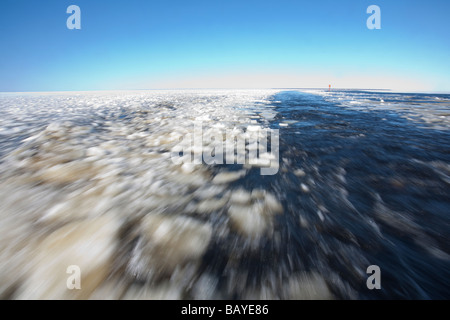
0;89;449;299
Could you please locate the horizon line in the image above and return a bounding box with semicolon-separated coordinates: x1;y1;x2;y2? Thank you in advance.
0;87;395;94
1;88;449;94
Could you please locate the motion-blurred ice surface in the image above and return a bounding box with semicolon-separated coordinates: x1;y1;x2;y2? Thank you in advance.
0;89;449;299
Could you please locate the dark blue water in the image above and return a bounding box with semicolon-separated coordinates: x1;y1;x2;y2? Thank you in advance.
206;91;450;299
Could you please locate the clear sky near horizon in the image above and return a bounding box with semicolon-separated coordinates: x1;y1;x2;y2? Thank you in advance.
0;0;449;92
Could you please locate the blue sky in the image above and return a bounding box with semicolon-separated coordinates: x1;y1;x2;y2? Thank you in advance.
1;0;449;92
